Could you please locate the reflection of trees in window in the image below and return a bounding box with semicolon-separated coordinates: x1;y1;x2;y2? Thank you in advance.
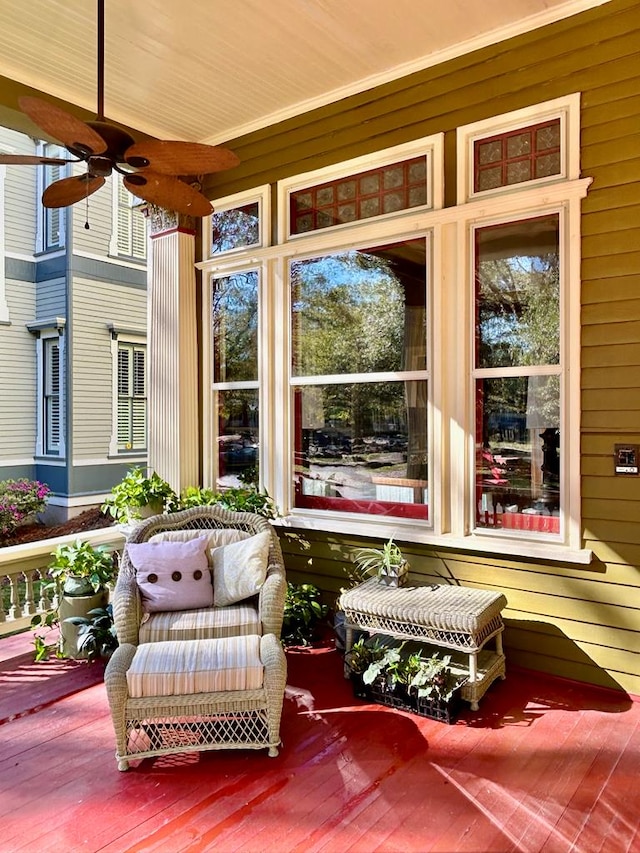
476;215;559;369
211;203;260;254
291;241;426;377
212;272;258;383
292;240;429;491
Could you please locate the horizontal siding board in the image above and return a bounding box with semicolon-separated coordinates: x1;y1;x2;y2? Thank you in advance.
582;300;640;325
582;387;640;410
582;343;640;368
582;365;640;391
582;184;640;215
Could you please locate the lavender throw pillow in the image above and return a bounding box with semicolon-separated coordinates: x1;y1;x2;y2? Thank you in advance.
127;537;213;613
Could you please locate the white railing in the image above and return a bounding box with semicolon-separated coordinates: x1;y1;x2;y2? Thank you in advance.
0;527;126;636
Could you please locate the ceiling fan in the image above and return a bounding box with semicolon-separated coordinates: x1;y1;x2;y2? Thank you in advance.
0;0;239;217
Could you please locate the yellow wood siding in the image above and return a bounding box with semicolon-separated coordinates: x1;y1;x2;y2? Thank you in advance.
209;0;640;697
0;281;37;460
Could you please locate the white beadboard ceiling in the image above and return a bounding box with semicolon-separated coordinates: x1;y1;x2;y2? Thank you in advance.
0;0;610;145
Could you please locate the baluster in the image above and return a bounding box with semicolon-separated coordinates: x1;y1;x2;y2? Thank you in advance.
0;574;6;623
23;571;37;616
38;569;53;612
8;574;20;620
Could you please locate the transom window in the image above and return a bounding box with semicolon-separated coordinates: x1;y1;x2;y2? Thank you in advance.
474;120;561;192
290;157;428;235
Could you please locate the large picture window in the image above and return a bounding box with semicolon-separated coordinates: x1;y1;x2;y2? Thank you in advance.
200;101;590;561
290;239;429;519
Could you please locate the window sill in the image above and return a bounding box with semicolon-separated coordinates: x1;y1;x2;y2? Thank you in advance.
276;512;593;565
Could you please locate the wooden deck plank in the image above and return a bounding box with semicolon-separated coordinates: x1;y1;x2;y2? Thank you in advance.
0;641;639;853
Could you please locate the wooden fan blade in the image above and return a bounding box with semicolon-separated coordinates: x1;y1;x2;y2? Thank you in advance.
124;171;213;217
19;96;107;157
42;174;105;208
124;140;239;175
0;154;74;166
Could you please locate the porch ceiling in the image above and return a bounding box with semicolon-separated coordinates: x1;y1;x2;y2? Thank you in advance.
0;0;611;147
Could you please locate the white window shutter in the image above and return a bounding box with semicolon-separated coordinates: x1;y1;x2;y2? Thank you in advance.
44;340;61;452
132;208;147;259
117;180;133;255
117;343;147;450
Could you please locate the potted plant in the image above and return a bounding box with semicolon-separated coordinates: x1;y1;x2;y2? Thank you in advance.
43;539;117;659
349;639;466;723
64;605;119;662
351;538;410;587
101;467;177;524
178;484;277;519
282;582;328;647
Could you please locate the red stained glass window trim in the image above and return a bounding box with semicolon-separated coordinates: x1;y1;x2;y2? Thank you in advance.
289;156;428;235
473;119;561;193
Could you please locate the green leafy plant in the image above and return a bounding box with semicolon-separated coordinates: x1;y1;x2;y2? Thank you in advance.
101;468;178;522
31;610;63;662
351;538;409;586
282;582;328;646
408;652;464;703
360;642;464;703
48;540;117;593
64;605;119;662
178;484;277;519
344;636;387;675
0;477;51;542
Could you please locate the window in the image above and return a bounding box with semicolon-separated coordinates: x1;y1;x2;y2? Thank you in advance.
200;100;590;561
117;343;147;451
113;177;147;260
205;186;270;258
36;143;66;251
108;328;147;455
473;214;561;537
290;240;429;520
43;336;62;455
211;269;260;486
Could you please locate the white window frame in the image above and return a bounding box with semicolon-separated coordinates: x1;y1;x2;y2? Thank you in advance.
456;93;581;204
35;142;67;252
277;134;444;243
203;185;271;260
109;176;147;260
198;112;591;563
108;326;147;457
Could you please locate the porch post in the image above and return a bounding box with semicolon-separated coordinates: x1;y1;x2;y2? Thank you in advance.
144;206;199;493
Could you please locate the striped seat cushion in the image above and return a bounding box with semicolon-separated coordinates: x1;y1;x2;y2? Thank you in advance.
126;636;264;698
139;602;260;643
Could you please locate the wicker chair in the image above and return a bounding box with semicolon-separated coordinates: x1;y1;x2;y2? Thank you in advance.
112;505;286;646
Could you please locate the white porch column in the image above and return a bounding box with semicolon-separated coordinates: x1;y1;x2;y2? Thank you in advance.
145;207;199;493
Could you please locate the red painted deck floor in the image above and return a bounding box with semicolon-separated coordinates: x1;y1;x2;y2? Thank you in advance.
1;633;639;853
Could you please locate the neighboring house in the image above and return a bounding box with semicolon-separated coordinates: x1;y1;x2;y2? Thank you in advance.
0;126;148;521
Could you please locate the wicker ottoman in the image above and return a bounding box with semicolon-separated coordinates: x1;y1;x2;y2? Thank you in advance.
339;578;507;710
104;634;287;771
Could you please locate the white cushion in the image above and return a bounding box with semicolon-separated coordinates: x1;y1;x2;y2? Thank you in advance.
211;531;271;607
149;528;249;565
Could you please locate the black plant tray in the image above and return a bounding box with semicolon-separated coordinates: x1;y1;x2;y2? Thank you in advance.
350;675;462;724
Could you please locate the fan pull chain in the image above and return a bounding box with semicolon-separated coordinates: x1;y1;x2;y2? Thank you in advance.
84;179;91;230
